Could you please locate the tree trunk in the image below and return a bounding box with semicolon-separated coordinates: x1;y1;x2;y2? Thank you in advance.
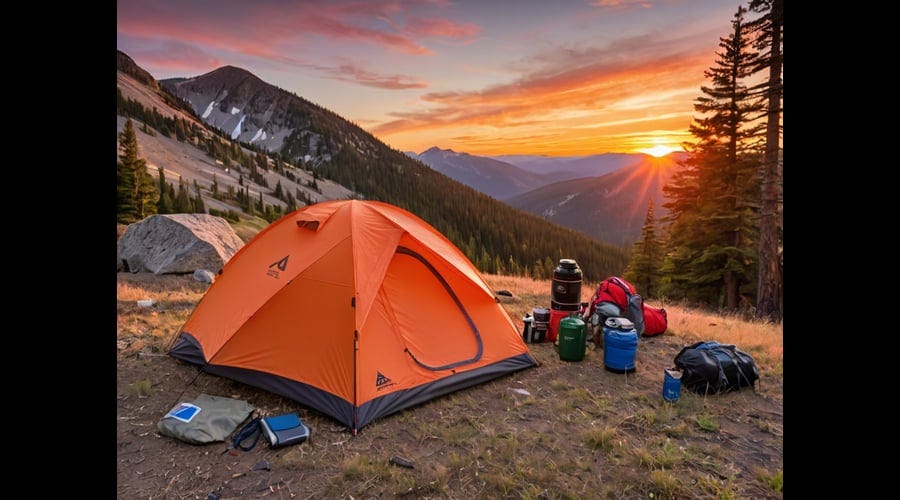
724;270;739;311
756;0;783;320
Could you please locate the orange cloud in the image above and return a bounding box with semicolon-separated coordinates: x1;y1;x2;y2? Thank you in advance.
404;16;481;38
371;33;716;155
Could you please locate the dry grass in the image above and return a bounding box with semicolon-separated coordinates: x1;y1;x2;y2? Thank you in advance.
116;273;209;354
485;273;784;373
117;272;783;498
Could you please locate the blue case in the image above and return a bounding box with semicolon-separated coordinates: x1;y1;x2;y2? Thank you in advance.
260;413;310;447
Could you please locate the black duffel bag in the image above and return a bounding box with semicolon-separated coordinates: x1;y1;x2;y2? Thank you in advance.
674;341;759;395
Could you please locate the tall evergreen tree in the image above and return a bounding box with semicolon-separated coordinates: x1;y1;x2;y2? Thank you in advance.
211;173;219;200
116;152;137;224
192;180;205;213
661;7;763;310
116;119;157;223
156;167;173;214
624;199;664;298
174;177;192;213
747;0;783;320
274;179;283;200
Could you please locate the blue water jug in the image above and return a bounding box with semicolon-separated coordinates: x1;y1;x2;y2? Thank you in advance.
603;317;638;373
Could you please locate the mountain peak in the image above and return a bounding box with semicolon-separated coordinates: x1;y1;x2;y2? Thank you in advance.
421;146;456;156
194;65;263;85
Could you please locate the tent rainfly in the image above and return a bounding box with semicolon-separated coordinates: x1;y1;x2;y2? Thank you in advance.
169;200;539;433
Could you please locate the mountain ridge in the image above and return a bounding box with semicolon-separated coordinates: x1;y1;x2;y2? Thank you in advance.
414;146;685;245
414;146;551;200
118;52;632;280
506;155;681;245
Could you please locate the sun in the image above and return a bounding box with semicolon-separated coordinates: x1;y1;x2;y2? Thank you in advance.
639;144;682;157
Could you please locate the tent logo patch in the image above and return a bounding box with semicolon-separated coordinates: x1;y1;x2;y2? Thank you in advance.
267;255;289;278
375;371;395;391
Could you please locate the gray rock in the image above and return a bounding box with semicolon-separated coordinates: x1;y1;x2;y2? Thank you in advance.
117;214;244;274
193;269;216;283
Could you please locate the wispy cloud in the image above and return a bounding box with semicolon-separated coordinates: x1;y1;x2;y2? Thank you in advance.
323;63;428;89
369;26;721;155
117;0;478;64
372;33;712;136
127;41;223;73
589;0;654;9
403;16;481;38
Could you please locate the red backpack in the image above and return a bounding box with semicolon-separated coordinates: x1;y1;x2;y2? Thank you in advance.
588;277;644;334
588;277;668;336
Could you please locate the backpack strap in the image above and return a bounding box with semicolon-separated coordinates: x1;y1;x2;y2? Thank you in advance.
719;346;758;391
608;277;633;299
232;417;262;451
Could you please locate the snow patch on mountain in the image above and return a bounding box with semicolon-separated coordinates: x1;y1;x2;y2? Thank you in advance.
250;128;265;143
558;194;577;206
231;115;245;140
230;107;240;115
202;101;215;119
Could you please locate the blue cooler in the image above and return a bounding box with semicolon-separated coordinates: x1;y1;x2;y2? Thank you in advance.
603;317;638;373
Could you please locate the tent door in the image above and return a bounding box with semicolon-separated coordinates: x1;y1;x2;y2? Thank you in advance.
386;247;484;371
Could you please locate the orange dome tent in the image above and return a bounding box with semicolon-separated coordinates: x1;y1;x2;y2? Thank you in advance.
169;200;539;433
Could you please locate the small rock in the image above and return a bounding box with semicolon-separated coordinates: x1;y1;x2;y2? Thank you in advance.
253;459;271;471
389;456;415;469
509;388;531;396
193;269;216;284
207;493;219;500
136;299;155;308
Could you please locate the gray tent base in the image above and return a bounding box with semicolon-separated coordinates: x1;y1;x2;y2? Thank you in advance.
169;331;537;433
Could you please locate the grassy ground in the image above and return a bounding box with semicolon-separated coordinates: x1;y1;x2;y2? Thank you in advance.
117;272;782;499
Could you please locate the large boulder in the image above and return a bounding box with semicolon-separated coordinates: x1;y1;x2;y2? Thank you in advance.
117;214;244;274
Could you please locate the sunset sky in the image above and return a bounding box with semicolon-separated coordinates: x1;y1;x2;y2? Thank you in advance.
117;0;743;157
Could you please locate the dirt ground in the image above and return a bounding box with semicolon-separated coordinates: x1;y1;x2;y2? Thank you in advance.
117;273;783;499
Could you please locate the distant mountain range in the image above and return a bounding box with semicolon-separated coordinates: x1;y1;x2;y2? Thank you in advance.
412;146;686;245
412;147;550;200
117;50;631;280
506;154;682;246
490;153;640;178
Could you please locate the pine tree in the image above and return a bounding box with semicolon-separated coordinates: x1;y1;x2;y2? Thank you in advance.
284;192;297;213
156;167;173;214
624;199;664;298
274;179;283;200
116;154;137;224
661;7;763;310
193;180;205;213
116;119;157;223
256;151;268;171
211;173;219;200
747;0;783;320
174;177;192;213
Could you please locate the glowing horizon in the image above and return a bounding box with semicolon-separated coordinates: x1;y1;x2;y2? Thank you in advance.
117;0;739;156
